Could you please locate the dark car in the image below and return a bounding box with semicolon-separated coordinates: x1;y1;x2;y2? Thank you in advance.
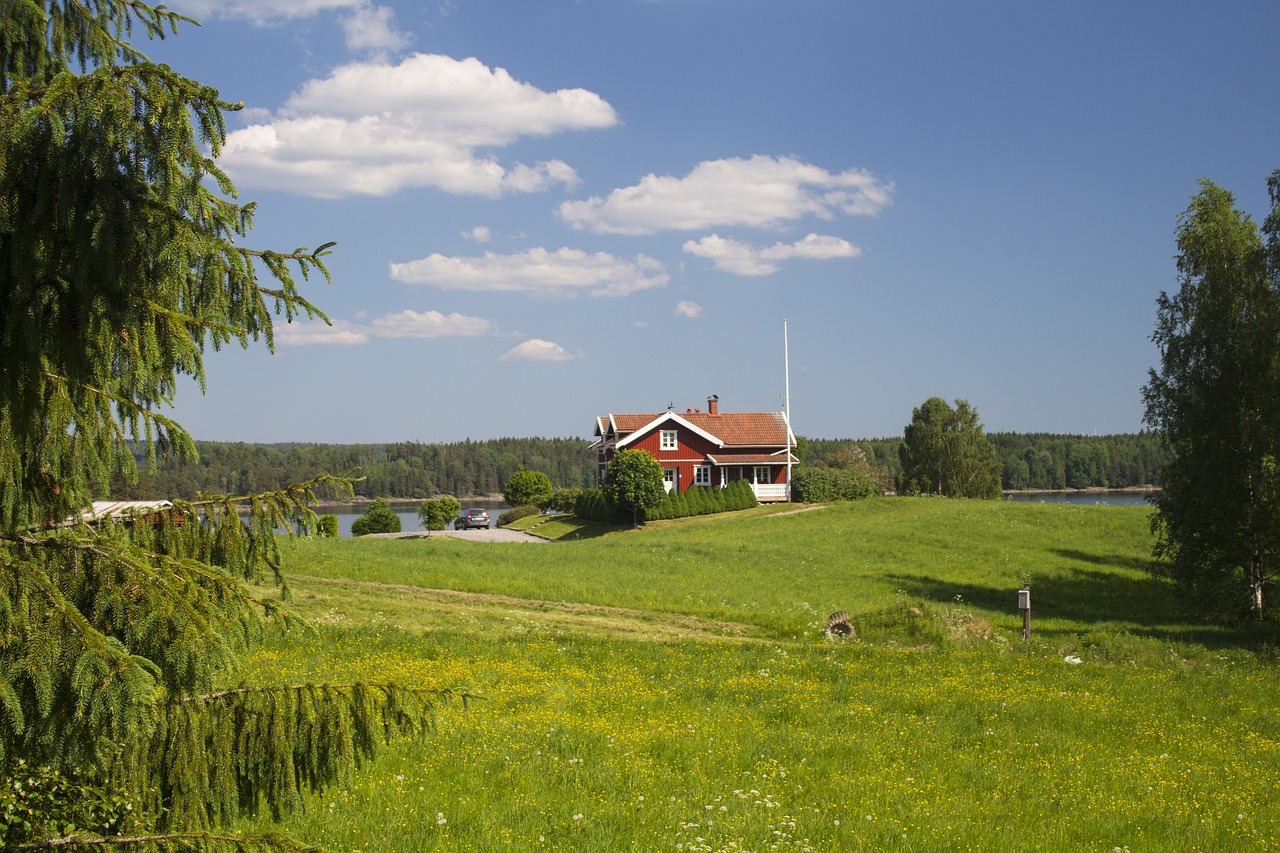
454;508;491;530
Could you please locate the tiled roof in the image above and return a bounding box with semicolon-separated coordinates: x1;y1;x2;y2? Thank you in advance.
706;451;799;465
598;411;791;447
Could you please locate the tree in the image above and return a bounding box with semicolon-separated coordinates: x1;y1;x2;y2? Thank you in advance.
350;497;402;536
418;496;462;533
503;468;553;508
898;398;1001;499
602;449;666;528
1142;173;1280;622
0;3;445;848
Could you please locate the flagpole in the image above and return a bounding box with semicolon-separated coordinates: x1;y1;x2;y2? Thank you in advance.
784;319;792;501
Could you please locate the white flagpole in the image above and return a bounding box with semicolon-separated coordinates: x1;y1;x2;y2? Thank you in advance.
784;319;792;501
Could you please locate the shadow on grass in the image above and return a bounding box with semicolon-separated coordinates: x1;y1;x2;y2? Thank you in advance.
884;550;1280;651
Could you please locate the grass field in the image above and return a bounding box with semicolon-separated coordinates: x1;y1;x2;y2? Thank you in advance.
236;499;1280;851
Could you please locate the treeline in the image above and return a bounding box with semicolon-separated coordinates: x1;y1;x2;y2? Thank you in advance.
111;437;597;500
804;432;1167;491
111;432;1168;501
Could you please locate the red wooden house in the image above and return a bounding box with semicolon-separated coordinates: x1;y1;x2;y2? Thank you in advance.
592;395;796;502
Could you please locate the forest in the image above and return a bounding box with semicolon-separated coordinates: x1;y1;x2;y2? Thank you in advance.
112;432;1167;501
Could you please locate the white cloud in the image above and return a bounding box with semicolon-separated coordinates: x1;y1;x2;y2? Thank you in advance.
341;5;411;55
462;226;492;242
368;309;495;338
221;54;617;198
276;319;370;346
170;0;361;25
559;155;892;235
674;300;702;318
501;339;579;362
389;247;669;297
276;310;493;345
683;233;860;276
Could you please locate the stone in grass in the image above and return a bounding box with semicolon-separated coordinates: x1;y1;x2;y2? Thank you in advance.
824;610;855;639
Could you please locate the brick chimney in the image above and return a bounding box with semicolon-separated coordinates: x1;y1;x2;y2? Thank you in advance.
708;394;719;416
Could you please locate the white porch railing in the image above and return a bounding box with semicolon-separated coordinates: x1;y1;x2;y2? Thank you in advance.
752;483;789;502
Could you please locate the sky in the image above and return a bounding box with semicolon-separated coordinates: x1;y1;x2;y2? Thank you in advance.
142;0;1280;444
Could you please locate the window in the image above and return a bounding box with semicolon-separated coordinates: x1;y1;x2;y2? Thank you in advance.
694;466;711;486
660;430;678;451
754;466;771;484
663;468;677;492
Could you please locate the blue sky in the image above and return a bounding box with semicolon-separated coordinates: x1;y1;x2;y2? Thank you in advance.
146;0;1279;444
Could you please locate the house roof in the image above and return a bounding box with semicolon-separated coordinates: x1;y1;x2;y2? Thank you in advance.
80;500;174;522
599;410;793;449
706;450;800;466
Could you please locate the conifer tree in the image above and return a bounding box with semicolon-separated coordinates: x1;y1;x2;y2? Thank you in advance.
1;3;447;848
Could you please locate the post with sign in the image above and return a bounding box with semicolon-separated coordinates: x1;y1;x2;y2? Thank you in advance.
1018;584;1031;641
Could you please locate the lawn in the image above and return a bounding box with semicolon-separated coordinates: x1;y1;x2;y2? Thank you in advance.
236;499;1280;851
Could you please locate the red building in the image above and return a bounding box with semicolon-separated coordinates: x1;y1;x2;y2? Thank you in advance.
592;395;796;502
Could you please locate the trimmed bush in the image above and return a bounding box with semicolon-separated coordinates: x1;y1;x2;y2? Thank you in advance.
503;469;554;508
350;498;401;536
316;514;339;538
542;488;582;514
417;497;461;532
497;504;542;527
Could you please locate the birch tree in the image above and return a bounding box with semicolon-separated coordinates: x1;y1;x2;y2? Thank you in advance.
1143;173;1280;622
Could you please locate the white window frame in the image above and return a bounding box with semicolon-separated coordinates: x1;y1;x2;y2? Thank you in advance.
694;465;711;486
660;430;678;451
663;468;677;492
754;466;771;484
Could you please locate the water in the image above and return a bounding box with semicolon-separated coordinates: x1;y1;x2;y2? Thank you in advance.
319;499;510;537
1002;490;1155;507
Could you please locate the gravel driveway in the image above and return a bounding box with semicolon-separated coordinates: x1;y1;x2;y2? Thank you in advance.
366;528;548;543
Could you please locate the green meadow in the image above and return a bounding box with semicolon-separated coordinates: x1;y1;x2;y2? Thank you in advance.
236;499;1280;851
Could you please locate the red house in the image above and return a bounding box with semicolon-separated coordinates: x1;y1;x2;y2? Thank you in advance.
592;395;797;502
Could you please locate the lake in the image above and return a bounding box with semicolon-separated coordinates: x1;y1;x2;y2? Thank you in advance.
322;499;510;537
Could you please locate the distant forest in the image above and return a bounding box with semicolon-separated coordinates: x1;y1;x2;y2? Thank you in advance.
113;432;1167;501
807;432;1167;492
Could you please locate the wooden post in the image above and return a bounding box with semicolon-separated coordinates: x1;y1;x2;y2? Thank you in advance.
1018;584;1031;641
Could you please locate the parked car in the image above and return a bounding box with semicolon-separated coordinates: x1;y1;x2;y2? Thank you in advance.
454;508;491;530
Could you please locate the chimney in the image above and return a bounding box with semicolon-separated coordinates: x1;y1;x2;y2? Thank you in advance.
708;394;719;416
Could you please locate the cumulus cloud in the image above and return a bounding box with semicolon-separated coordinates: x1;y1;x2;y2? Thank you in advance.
683;233;860;276
559;155;892;235
674;300;702;318
389;247;669;297
368;309;495;338
276;310;493;345
170;0;363;25
220;54;617;198
341;4;411;55
462;225;492;242
501;339;579;362
276;319;370;346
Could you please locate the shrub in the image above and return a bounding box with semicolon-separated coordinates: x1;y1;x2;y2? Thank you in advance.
316;514;339;538
350;498;401;536
792;466;885;503
497;505;541;527
574;488;626;524
418;497;461;532
503;469;553;508
542;488;582;514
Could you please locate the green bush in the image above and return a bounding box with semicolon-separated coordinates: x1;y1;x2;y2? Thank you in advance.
0;759;152;846
792;465;885;503
574;488;626;524
641;481;758;522
417;497;461;532
542;488;582;514
350;498;401;536
497;505;542;527
316;514;339;538
503;469;554;508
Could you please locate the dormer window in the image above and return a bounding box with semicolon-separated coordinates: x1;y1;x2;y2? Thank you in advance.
660;430;678;451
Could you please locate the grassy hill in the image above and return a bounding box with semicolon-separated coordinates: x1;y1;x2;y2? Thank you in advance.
238;499;1280;851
